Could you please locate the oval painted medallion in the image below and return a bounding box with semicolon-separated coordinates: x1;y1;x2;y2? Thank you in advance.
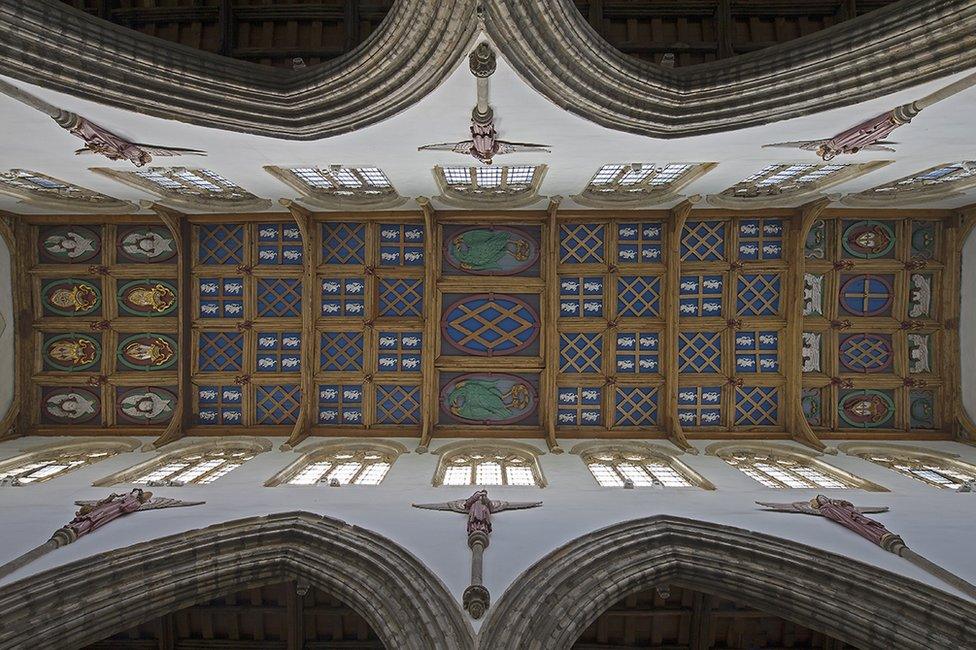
118;280;178;316
842;220;895;258
117;333;178;371
839;334;893;373
444;227;539;275
441;294;540;356
440;373;537;424
39;226;101;263
41;278;102;316
909;392;935;429
117;226;177;263
117;387;177;425
42;387;100;424
839;390;895;428
43;333;101;372
839;275;893;317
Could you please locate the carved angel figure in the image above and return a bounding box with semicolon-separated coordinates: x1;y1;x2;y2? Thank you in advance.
419;119;550;165
758;495;893;548
66;115;206;167
413;489;542;535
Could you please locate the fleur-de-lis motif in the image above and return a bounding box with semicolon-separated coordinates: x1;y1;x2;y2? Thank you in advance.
830;377;854;388
87;374;108;388
903;378;926;388
833;260;855;271
236;320;253;332
830;319;853;330
726;318;742;330
89;320;112;331
235;264;253;276
726;376;744;387
900;320;924;331
87;265;109;276
904;260;927;271
234;374;251;385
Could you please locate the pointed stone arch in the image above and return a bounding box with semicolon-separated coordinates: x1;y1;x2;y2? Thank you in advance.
0;512;475;650
479;516;975;650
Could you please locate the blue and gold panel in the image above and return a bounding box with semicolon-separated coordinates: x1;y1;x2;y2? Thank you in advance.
375;384;421;425
198;331;245;372
118;280;177;317
838;274;894;317
41;386;101;425
320;332;364;371
116;387;176;425
737;219;783;260
677;386;721;427
804;220;827;260
321;277;366;317
908;273;933;318
257;223;303;265
440;372;538;425
197;385;243;425
379;224;424;266
907;333;932;374
255;384;301;425
441;293;540;356
615;332;659;374
557;386;601;426
117;226;176;264
560;276;604;318
322;223;366;265
39;226;101;264
910;221;937;260
614;386;658;427
41;278;102;317
679;275;722;317
838;389;895;428
736;273;781;317
617;276;661;317
559;333;602;374
909;389;936;430
443;225;540;276
256;332;302;373
678;332;722;374
559;223;604;264
42;333;101;372
839;333;893;374
198;224;244;265
734;331;778;373
802;387;823;427
257;278;302;318
841;220;896;259
117;334;177;371
734;386;779;426
680;220;725;262
616;222;663;264
199;277;244;318
318;384;364;425
378;278;423;317
378;331;422;372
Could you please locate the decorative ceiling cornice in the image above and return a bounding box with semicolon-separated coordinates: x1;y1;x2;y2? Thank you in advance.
0;0;974;138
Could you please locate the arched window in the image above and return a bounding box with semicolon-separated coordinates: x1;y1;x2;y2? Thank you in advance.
572;442;714;489
707;161;888;208
432;165;547;208
264;165;406;210
0;439;140;485
434;442;545;487
92;167;272;212
839;444;976;490
842;161;976;206
707;443;885;491
572;162;715;208
92;438;271;487
265;440;405;487
0;169;135;212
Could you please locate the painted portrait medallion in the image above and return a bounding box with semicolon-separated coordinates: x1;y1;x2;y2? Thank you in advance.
838;390;895;428
801;388;822;427
117;226;176;263
444;226;539;275
41;278;102;316
118;280;178;317
42;333;101;372
842;220;895;259
41;387;100;424
440;373;537;425
117;334;178;371
909;391;936;429
39;226;101;263
116;387;176;425
441;294;540;356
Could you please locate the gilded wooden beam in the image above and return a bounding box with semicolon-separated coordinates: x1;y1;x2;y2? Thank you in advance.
0;212;26;441
785;198;831;453
417;196;438;453
542;196;565;453
663;197;698;454
282;200;316;450
145;202;190;449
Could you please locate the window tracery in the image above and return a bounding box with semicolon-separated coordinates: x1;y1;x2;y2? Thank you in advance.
572;162;715;208
842;161;976;206
92;438;270;486
433;164;547;208
0;169;135;212
269;443;400;487
0;440;139;485
708;443;879;490
839;444;976;490
708;162;888;208
265;165;406;210
92;167;271;211
434;443;544;487
573;443;711;489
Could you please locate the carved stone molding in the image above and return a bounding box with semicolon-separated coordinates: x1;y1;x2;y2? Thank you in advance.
0;512;474;650
479;516;976;650
2;1;974;139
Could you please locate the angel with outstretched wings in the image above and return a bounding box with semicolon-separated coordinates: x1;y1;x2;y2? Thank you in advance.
419;120;550;165
413;489;541;535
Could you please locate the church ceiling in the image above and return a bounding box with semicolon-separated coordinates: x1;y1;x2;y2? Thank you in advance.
16;208;963;448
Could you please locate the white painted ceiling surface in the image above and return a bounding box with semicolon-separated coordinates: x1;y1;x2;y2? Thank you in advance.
1;36;975;213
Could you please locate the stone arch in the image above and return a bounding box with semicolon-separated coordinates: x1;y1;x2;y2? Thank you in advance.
479;516;975;650
0;512;474;650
